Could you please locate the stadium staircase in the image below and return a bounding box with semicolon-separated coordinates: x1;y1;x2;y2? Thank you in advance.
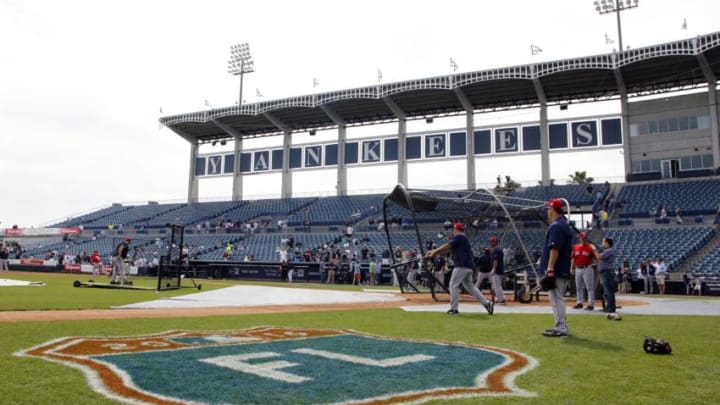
676;224;720;276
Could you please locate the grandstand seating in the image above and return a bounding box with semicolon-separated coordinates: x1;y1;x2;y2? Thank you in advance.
52;204;130;227
616;179;720;218
221;197;317;225
81;203;186;229
510;183;600;206
18;182;720;277
604;226;715;271
145;201;245;228
287;194;384;226
691;245;720;274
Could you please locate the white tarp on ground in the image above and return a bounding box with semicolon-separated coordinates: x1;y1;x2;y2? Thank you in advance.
0;278;45;286
401;295;720;316
115;285;405;309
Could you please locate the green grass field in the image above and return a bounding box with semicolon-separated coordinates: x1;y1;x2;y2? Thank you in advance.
1;272;719;404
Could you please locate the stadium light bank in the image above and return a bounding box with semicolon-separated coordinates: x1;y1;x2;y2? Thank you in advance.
228;43;255;105
594;0;640;53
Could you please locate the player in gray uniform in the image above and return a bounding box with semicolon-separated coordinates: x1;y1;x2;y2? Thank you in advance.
426;222;493;316
111;238;131;285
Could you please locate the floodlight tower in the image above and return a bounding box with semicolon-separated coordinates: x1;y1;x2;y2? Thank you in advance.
228;43;255;105
594;0;639;53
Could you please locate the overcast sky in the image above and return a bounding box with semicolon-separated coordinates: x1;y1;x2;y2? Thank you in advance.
1;0;719;228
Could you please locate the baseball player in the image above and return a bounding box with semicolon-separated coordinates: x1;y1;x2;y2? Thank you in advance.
425;222;493;316
90;250;102;278
571;232;598;311
473;248;492;291
488;236;506;304
111;238;131;285
540;199;574;337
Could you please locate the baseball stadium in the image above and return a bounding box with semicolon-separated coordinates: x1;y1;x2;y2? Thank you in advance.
3;11;720;405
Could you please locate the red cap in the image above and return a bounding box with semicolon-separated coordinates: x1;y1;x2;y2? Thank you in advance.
578;232;587;239
453;222;465;231
547;199;565;210
490;236;499;244
125;237;132;243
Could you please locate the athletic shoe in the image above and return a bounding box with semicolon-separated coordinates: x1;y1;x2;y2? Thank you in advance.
584;306;594;311
446;309;459;315
484;301;494;315
542;330;569;337
573;303;583;309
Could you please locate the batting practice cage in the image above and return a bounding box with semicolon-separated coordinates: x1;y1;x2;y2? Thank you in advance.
382;184;563;302
157;224;201;291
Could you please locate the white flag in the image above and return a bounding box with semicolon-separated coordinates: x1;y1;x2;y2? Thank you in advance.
530;45;543;55
449;57;458;72
682;18;687;30
605;34;614;45
256;88;263;97
313;78;319;88
204;98;211;107
377;69;382;82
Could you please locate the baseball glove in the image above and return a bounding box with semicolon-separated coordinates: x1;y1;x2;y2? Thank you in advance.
643;337;672;354
540;272;556;291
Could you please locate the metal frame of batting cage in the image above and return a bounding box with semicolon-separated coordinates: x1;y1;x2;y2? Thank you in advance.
157;224;201;291
382;183;552;303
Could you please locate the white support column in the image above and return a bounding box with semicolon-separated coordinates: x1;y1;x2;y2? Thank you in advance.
614;67;632;180
211;119;244;201
232;135;243;201
533;77;550;185
188;141;199;203
320;105;347;196
697;52;720;170
454;88;475;190
263;113;293;198
383;97;407;186
281;130;292;197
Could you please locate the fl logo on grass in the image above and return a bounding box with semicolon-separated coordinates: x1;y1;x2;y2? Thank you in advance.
17;327;537;404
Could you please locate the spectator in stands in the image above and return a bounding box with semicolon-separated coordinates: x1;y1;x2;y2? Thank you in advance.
675;207;683;224
443;219;452;231
327;260;337;284
653;257;668;295
619;260;632;294
690;273;703;296
350;259;362;286
637;261;648;293
645;258;656;294
0;243;9;273
368;260;377;286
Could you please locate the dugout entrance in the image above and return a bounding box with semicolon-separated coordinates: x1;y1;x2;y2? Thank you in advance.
382;184;552;302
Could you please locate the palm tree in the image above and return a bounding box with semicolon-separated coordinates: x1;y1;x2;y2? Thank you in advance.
568;171;594;184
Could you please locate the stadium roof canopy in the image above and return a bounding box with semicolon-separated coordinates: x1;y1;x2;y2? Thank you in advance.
161;31;720;143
